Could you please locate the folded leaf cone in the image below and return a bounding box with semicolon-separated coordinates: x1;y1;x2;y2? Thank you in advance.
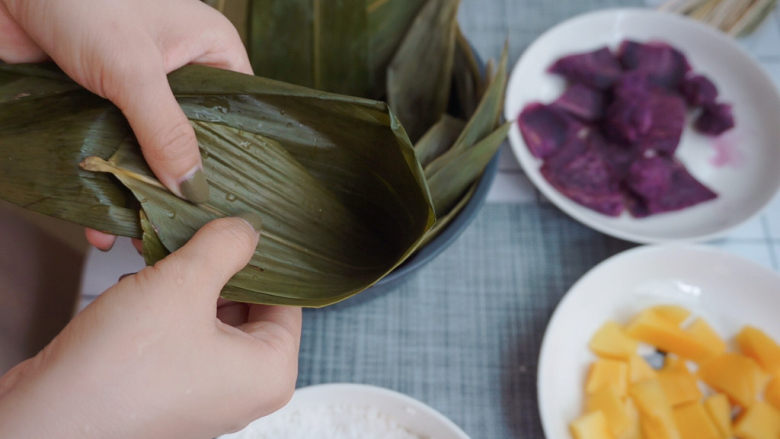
0;63;435;307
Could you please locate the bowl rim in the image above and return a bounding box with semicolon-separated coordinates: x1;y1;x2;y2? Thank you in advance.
535;243;780;438
503;7;780;244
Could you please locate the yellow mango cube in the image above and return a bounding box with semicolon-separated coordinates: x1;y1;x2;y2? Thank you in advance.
733;402;780;439
672;401;721;439
571;411;615;439
766;376;780;412
686;318;726;360
626;310;716;363
629;378;680;439
590;321;639;359
650;305;691;326
587;386;632;437
628;355;658;385
737;326;780;375
587;358;629;397
621;399;642;439
698;353;768;408
658;360;702;406
703;394;732;439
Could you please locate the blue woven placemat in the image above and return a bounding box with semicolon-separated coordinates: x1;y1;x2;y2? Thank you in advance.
296;203;634;438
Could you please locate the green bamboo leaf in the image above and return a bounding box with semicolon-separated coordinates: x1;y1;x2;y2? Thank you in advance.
414;115;465;168
427;122;510;215
247;0;370;96
424;41;508;178
419;181;476;247
0;63;435;307
451;25;482;119
367;0;428;97
387;0;459;142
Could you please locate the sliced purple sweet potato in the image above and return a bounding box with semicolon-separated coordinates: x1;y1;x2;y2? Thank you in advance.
604;91;686;155
518;103;584;159
625;156;717;217
618;40;690;88
679;74;718;107
552;83;606;121
541;134;625;216
548;47;623;90
611;71;661;100
589;132;638;180
695;102;735;136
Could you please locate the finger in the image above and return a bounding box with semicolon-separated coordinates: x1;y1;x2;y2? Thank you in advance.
160;215;261;301
107;64;209;204
241;305;302;350
84;228;116;251
217;302;248;326
131;238;143;255
0;3;46;63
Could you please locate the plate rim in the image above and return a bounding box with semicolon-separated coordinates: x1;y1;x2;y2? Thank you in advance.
503;7;780;244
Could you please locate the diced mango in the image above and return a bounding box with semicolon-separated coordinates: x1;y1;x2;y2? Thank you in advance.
698;353;769;408
736;326;780;375
686;318;726;360
733;402;780;439
587;359;629;397
649;305;691;326
571;411;615;439
626;310;717;363
590;321;639;359
621;399;642;439
587;386;632;437
628;355;658;385
766;376;780;412
661;356;688;373
630;378;680;439
658;359;702;406
703;394;732;439
672;401;721;439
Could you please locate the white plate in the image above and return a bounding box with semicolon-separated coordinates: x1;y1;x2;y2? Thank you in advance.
220;383;469;439
537;244;780;439
504;8;780;243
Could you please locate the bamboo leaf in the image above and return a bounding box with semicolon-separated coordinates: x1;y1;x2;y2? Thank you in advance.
427;122;511;215
0;63;435;307
451;25;482;119
387;0;459;142
424;41;508;178
414;115;465;168
419;181;476;247
247;0;370;96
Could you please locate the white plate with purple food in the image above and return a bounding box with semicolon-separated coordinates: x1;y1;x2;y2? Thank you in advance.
504;8;780;243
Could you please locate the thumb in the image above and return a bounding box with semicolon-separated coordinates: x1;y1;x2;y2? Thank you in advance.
158;215;262;303
109;66;209;203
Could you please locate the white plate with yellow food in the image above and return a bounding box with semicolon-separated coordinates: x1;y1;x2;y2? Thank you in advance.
219;383;469;439
537;244;780;439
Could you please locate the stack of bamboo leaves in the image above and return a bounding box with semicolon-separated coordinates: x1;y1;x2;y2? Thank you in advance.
0;0;508;306
660;0;777;36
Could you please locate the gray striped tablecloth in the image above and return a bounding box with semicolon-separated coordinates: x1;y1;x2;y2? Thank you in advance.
297;204;634;438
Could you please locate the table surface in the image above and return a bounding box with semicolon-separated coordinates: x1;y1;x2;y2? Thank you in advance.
77;1;780;438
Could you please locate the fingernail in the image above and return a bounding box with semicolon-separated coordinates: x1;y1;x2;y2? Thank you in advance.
118;272;136;282
237;212;263;234
179;168;210;204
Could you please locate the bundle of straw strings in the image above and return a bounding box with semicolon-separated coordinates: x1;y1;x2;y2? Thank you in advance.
660;0;778;36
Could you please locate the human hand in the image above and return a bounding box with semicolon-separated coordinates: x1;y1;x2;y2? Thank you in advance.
0;217;302;439
0;0;252;250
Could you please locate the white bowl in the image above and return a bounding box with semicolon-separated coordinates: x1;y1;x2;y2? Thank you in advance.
537;244;780;439
220;383;469;439
504;8;780;243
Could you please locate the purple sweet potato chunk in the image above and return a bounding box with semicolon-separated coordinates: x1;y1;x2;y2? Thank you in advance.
604;91;686;155
679;74;718;107
611;71;662;100
518;103;583;158
541;134;625;216
694;102;735;136
618;40;690;88
548;47;623;90
625;156;717;217
552;83;606;121
589;132;639;180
